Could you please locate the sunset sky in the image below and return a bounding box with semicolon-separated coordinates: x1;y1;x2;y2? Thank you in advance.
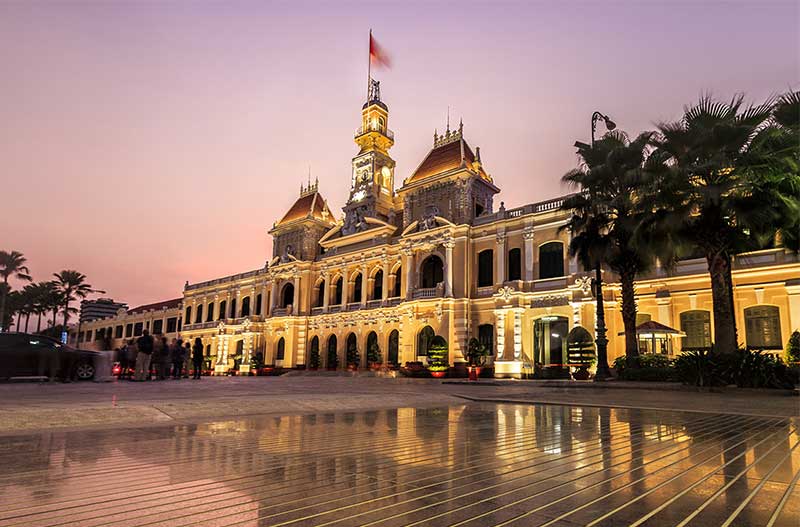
1;1;797;308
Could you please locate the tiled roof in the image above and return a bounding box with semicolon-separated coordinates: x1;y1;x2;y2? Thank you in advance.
128;298;182;314
636;320;682;334
407;137;488;184
276;191;334;226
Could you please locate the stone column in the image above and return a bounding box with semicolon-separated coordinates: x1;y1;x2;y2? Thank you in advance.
342;267;349;306
382;260;390;302
785;279;800;332
268;282;276;316
495;310;506;360
496;233;506;285
404;249;414;300
293;275;300;315
322;273;330;312
513;309;523;360
235;290;242;318
260;283;268;317
523;228;535;281
444;240;455;297
360;265;368;307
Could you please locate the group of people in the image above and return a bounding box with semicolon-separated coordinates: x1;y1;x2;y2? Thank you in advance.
116;331;205;381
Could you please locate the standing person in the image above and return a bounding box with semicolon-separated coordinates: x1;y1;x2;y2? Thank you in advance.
116;344;127;379
155;336;169;380
192;338;204;380
126;339;137;380
185;341;194;378
134;330;154;381
171;339;184;379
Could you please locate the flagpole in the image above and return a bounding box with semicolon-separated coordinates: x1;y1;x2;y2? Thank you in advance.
367;29;372;101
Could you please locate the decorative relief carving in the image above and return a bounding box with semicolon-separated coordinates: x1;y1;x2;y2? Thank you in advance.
530;295;571;308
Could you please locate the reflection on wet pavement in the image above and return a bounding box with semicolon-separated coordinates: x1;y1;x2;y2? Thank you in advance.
0;403;797;526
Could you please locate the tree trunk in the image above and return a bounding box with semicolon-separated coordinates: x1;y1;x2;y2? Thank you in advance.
63;300;69;329
0;278;7;332
52;309;58;328
25;313;30;333
619;267;640;362
37;313;42;333
707;251;738;354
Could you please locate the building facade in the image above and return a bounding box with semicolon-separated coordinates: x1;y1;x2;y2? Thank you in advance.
73;83;800;376
79;298;128;323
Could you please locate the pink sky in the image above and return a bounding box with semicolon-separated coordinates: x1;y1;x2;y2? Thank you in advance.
1;1;797;308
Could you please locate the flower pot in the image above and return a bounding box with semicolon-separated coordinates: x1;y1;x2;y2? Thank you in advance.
431;371;447;378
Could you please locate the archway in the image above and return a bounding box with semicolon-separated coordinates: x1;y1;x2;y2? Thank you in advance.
420;255;444;288
373;270;383;300
417;326;436;357
567;326;595;366
352;273;363;303
281;283;294;308
334;277;343;305
309;336;320;368
315;280;325;307
326;335;338;369
240;296;250;317
346;332;359;368
388;330;399;366
276;337;285;362
366;331;380;365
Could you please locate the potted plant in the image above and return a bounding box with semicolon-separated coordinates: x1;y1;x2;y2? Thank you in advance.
367;340;382;370
308;346;321;371
327;349;339;371
346;346;361;371
427;337;449;378
250;351;264;376
466;338;488;381
567;329;596;380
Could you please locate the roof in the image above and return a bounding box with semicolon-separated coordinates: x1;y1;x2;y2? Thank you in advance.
275;190;334;227
128;298;182;314
407;136;489;184
618;320;683;336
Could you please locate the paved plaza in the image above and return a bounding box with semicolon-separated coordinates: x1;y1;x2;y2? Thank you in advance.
0;378;798;526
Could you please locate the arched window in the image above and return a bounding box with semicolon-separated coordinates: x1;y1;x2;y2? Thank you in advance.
539;242;564;279
680;310;712;349
206;302;214;322
353;273;363;303
366;331;379;364
316;280;325;307
194;304;203;324
508;248;522;281
218;300;227;321
478;250;493;287
255;294;263;316
281;283;294;308
478;323;494;355
185;306;192;325
346;332;358;366
334;277;343;305
393;268;402;297
327;335;338;368
241;296;250;317
229;298;237;318
417;326;436;357
420;255;444;288
276;337;285;361
745;306;782;349
388;330;399;365
310;335;319;360
373;270;383;300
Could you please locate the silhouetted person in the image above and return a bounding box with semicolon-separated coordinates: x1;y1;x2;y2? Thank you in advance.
192;338;204;380
134;330;153;381
154;336;170;380
171;338;184;379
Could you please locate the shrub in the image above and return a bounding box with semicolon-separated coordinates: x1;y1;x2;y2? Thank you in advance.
615;353;673;372
367;340;381;366
786;330;800;364
674;348;720;387
346;346;360;368
674;347;796;389
399;361;431;378
465;338;488;367
308;347;321;369
428;343;449;373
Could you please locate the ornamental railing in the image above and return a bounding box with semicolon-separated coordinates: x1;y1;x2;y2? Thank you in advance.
355;125;394;140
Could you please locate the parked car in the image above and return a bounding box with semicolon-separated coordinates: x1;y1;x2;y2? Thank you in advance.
0;333;102;381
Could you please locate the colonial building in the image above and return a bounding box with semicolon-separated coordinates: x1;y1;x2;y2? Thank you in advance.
73;81;800;376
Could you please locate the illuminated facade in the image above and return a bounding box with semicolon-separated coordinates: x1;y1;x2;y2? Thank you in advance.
74;83;800;376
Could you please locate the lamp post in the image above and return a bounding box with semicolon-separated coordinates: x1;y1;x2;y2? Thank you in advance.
590;111;615;381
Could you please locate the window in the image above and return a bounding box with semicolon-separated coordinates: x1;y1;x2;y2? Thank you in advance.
680;310;712;349
745;306;782;349
353;274;363;303
166;317;177;333
393;269;401;297
316;281;325;307
388;330;399;365
334;277;343;304
133;322;143;337
185;306;192;325
255;294;263;316
114;325;123;339
508;248;521;281
636;313;652;326
420;256;444;288
373;270;383;300
94;329;103;341
125;324;133;338
327;335;338;367
539;242;564;279
281;284;294;308
276;337;285;361
478;250;493;287
194;305;203;324
229;298;237;318
206;302;214;322
478;324;494;355
218;300;227;321
417;326;435;357
241;297;250;317
152;319;163;335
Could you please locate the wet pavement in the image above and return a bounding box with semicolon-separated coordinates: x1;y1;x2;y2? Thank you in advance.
0;402;797;526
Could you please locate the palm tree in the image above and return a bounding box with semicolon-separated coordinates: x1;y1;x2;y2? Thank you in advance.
53;270;103;330
562;131;661;364
0;250;32;332
28;281;58;333
649;94;797;354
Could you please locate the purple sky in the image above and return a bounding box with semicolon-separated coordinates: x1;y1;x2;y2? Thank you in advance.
1;1;797;307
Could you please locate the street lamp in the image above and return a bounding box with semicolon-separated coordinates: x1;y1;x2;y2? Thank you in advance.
588;110;615;381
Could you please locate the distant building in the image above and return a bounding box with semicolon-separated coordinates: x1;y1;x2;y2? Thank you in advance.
71;298;183;349
79;298;127;323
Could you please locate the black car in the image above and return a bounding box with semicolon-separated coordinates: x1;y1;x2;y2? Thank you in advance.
0;333;101;381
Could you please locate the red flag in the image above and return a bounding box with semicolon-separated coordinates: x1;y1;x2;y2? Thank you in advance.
369;33;391;69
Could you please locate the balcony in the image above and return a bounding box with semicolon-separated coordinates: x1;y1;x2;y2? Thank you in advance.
272;307;291;317
476;286;494;298
532;276;568;291
328;305;342;314
385;297;402;307
355;125;394;141
413;285;443;300
346;302;361;311
311;306;324;315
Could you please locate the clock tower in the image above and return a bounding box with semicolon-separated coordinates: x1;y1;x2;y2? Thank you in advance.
342;79;396;235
